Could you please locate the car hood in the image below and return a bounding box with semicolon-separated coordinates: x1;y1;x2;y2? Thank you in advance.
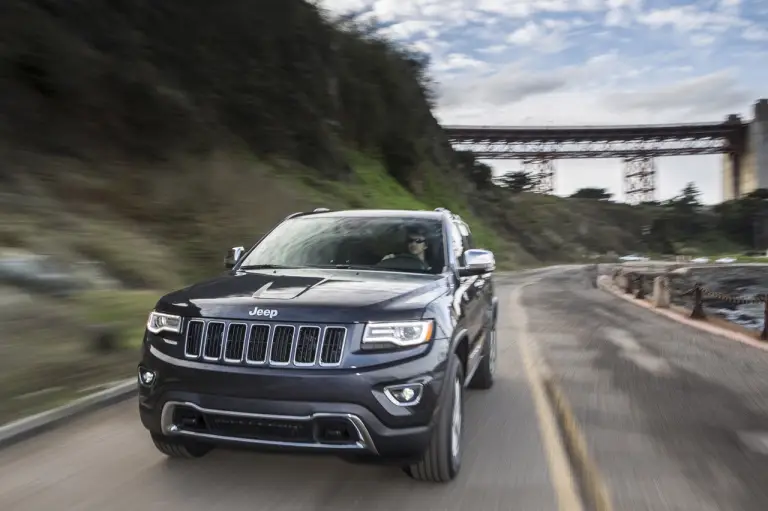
157;268;448;323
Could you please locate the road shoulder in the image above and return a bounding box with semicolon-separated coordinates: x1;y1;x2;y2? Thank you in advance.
0;379;137;449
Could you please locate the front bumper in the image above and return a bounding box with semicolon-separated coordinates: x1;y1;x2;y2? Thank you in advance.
138;342;448;460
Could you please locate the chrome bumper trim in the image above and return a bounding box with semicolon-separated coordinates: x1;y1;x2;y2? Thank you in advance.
159;400;378;454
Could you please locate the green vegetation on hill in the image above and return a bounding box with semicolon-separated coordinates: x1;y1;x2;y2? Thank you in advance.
0;0;661;286
1;0;761;286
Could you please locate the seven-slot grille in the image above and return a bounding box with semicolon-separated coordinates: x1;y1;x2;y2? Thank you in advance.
184;319;346;367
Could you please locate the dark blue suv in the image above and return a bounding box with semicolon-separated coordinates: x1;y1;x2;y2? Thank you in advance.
137;207;498;482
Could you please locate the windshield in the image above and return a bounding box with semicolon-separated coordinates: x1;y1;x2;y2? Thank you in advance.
238;216;446;274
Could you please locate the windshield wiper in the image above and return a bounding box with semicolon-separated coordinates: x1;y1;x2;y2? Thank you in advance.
307;264;430;273
238;264;301;270
307;264;379;270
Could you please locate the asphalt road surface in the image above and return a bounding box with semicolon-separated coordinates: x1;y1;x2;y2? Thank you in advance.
0;268;571;511
8;265;767;511
527;267;768;511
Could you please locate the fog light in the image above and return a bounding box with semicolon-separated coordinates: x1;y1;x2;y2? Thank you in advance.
138;367;156;386
383;383;423;406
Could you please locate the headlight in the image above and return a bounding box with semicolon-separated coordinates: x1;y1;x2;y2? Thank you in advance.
146;311;182;335
362;320;434;349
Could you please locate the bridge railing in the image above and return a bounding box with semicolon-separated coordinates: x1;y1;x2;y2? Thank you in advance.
602;267;768;341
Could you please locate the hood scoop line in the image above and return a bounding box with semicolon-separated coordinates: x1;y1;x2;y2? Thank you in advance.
251;278;330;300
251;281;274;298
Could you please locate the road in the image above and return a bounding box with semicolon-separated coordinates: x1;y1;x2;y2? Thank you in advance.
527;267;768;510
0;269;570;511
5;265;768;511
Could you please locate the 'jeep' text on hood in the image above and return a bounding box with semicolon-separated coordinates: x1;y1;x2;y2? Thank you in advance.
156;268;447;323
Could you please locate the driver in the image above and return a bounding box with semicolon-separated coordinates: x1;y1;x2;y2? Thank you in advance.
380;226;431;270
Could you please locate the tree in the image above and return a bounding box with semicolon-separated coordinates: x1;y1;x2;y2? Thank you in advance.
645;217;676;254
497;171;534;193
661;182;707;242
667;182;701;210
714;191;768;249
455;150;493;189
570;187;612;200
471;162;494;189
747;188;768;200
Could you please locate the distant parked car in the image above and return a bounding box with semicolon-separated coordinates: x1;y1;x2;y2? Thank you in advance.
691;257;710;264
715;257;736;263
619;254;649;262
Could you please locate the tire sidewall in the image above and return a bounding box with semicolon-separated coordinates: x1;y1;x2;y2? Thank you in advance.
487;320;497;379
447;355;464;475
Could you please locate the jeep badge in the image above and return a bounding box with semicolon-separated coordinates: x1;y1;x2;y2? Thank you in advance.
248;306;278;318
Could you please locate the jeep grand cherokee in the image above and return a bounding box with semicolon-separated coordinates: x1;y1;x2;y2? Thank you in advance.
137;207;498;482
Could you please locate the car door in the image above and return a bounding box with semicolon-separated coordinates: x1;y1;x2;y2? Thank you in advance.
450;218;483;373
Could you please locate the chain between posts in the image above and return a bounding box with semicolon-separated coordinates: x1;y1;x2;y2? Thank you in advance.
617;270;768;341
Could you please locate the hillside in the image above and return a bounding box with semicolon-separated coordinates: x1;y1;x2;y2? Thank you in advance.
0;0;659;282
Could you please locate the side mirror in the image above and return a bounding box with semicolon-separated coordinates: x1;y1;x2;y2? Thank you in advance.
224;246;245;269
458;249;495;276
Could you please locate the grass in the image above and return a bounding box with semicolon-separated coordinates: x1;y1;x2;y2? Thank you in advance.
74;289;161;348
0;289;159;426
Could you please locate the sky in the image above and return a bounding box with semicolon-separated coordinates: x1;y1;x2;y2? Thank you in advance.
318;0;767;204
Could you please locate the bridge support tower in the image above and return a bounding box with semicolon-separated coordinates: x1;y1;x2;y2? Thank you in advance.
623;157;657;204
723;99;768;200
523;159;555;194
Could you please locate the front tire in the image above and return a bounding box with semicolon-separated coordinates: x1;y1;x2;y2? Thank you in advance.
151;433;213;459
403;353;464;482
468;320;497;390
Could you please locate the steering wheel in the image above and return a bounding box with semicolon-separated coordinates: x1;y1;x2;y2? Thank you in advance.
377;253;429;271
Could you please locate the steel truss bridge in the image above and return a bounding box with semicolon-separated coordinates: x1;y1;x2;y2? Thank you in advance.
444;119;747;203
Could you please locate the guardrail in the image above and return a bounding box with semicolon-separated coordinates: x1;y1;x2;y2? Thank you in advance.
608;267;768;341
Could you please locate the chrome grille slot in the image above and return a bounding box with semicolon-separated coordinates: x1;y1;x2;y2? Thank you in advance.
223;323;247;362
320;327;346;366
181;319;346;367
202;321;225;360
269;326;295;365
294;326;321;365
184;320;204;358
245;324;270;364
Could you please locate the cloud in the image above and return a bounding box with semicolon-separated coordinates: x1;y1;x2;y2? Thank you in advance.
743;25;768;41
604;71;752;118
318;0;766;204
604;0;642;27
506;20;572;53
381;20;441;39
432;53;487;73
438;68;569;109
478;44;508;54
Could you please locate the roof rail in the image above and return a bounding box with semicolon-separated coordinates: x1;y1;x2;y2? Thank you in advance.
284;208;331;221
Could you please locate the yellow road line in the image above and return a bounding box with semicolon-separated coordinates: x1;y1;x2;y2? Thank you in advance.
510;284;584;511
544;378;614;511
